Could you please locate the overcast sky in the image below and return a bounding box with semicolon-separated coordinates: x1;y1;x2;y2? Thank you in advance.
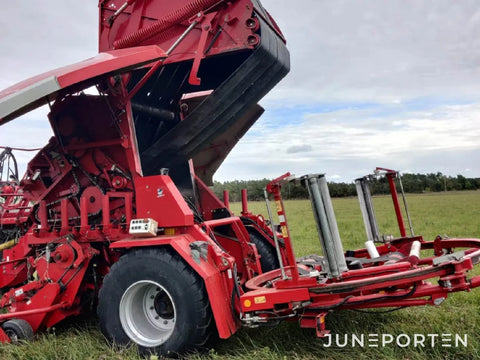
1;1;480;182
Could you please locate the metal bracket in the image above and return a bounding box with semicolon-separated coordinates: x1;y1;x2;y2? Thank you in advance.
190;241;209;264
315;312;330;337
188;12;217;85
432;250;465;266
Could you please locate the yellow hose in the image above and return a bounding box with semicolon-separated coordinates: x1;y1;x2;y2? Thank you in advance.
0;239;16;251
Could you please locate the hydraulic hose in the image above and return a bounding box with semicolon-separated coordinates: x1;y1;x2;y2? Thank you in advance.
0;239;16;251
113;0;227;49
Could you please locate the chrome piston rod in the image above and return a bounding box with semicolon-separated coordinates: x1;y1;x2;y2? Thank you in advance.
355;177;381;243
303;174;348;278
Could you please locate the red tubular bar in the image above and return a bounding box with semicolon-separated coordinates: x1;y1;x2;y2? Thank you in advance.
126;60;165;101
244;237;480;314
223;190;230;209
80;197;88;230
470;276;480;288
241;189;249;215
39;201;48;230
386;172;407;237
271;190;299;280
101;192;133;229
61;199;69;232
265;173;299;280
0;302;68;321
102;195;111;229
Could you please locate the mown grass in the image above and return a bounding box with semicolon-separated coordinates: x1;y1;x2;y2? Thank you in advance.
1;191;479;359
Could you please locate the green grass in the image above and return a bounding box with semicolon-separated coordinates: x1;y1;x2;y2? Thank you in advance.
1;191;480;359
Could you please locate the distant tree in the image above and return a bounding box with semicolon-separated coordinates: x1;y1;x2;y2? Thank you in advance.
456;175;466;190
211;172;479;201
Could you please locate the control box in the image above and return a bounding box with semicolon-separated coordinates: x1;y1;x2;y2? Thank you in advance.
129;218;158;237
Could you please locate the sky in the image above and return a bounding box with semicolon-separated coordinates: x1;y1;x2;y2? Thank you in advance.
1;1;480;183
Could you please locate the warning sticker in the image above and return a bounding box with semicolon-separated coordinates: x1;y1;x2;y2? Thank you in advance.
254;296;267;304
275;200;282;213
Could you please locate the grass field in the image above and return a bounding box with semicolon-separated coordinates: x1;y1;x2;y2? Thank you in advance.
0;191;479;359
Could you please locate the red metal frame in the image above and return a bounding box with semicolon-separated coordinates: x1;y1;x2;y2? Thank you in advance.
376;167;407;237
0;0;283;343
239;182;480;335
0;0;479;352
110;230;240;338
265;173;300;281
0;46;167;125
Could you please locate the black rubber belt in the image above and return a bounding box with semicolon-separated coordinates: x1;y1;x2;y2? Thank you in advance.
141;16;290;169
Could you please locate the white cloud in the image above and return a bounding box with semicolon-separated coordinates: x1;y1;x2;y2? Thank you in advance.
0;3;97;89
214;103;480;182
286;144;313;154
261;0;480;104
1;1;480;183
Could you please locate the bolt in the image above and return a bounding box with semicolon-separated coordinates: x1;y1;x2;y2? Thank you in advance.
247;35;259;45
150;306;154;310
246;19;256;29
150;295;155;299
433;297;446;306
163;320;168;325
180;103;189;112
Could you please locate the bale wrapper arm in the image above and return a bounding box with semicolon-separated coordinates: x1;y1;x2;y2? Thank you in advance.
238;171;480;336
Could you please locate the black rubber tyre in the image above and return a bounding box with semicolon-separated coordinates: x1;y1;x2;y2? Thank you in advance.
97;248;216;357
246;227;280;273
2;319;34;344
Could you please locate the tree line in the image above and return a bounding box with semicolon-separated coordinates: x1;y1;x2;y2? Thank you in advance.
212;173;480;202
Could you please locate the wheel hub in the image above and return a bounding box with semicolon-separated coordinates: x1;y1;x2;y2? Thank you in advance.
119;280;176;347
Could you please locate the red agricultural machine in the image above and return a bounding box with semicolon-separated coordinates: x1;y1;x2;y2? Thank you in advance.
1;0;480;356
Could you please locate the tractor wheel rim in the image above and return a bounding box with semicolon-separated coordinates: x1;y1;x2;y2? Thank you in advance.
5;330;18;344
119;280;176;347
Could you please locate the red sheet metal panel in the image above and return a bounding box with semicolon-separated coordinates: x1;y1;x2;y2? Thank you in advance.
134;175;194;227
0;45;166;124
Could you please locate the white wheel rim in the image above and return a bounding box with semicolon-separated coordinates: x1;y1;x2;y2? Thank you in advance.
119;280;176;347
